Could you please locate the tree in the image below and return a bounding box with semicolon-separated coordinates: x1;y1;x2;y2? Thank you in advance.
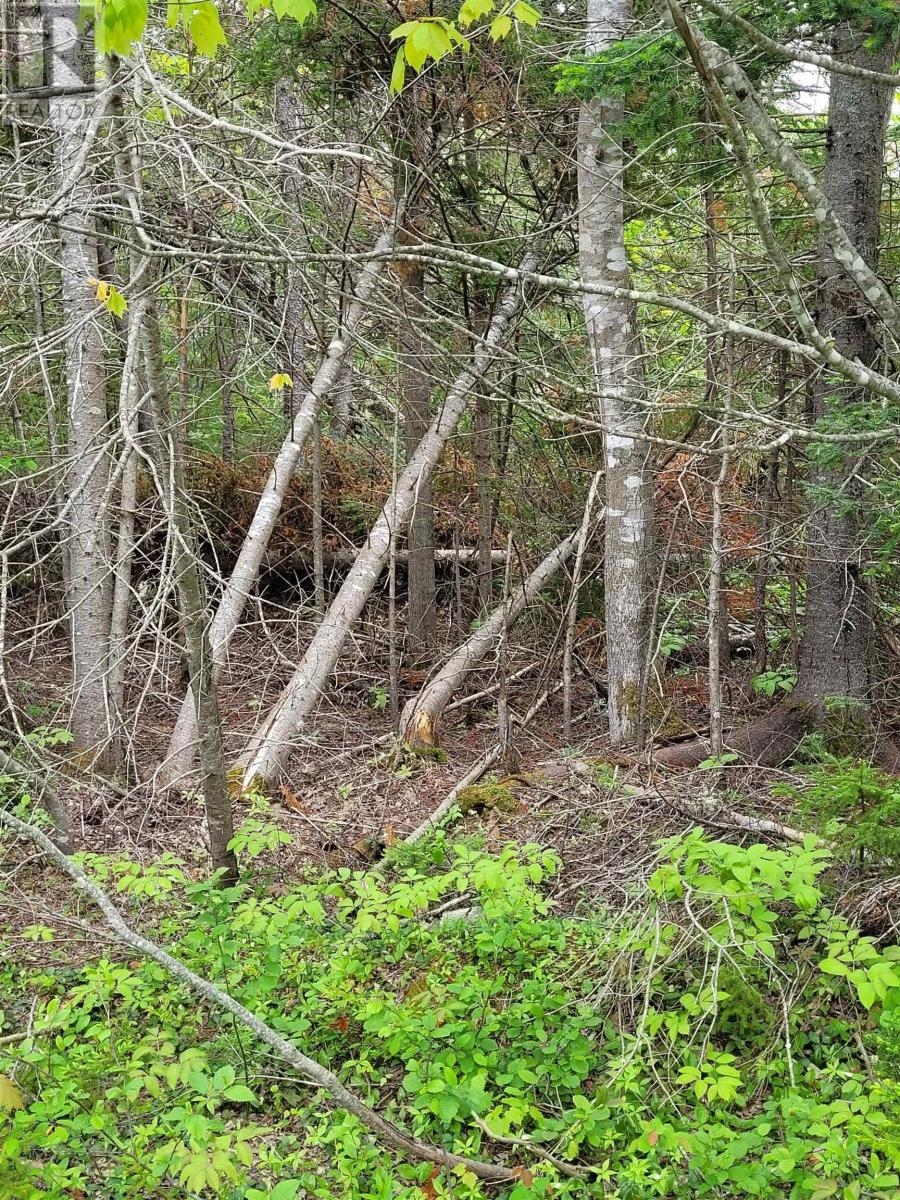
796;23;895;711
577;0;655;747
43;0;113;768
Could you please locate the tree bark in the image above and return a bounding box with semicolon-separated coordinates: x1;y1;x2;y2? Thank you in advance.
398;245;437;657
577;0;655;746
401;529;581;749
236;245;544;787
44;0;113;768
397;184;436;659
107;324;144;767
159;223;395;787
796;26;894;707
143;307;238;884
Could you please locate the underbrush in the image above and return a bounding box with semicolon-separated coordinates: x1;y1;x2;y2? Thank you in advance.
2;821;900;1198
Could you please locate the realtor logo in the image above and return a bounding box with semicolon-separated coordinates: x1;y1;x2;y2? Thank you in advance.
1;0;95;125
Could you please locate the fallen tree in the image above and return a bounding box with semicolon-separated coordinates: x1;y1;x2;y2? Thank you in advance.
236;240;547;788
159;223;396;789
399;529;583;749
268;546;509;573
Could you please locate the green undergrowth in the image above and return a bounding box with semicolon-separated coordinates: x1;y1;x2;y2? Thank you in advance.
3;820;900;1198
778;745;900;870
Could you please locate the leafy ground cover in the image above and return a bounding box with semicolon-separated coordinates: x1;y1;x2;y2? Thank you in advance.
3;797;900;1199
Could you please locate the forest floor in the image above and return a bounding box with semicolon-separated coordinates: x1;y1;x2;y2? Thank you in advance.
3;594;817;919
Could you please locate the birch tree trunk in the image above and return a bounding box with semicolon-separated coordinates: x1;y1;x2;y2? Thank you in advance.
159;224;395;787
44;0;113;768
577;0;654;746
797;27;894;706
401;529;581;749
236;246;543;787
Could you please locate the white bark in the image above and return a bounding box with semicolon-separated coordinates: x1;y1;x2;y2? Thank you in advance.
43;0;113;766
237;246;543;787
159;224;395;787
107;311;146;761
562;474;604;737
577;0;654;745
400;530;582;749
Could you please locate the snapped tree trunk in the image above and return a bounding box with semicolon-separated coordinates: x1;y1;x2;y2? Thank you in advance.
159;223;395;788
44;0;113;767
796;26;894;708
236;244;544;788
401;529;581;749
577;0;654;746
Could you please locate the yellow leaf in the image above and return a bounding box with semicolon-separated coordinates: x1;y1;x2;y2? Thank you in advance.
0;1075;23;1110
91;279;110;303
268;373;293;391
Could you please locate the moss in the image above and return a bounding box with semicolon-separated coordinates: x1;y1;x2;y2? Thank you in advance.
409;743;448;764
616;679;642;723
644;686;689;739
817;696;876;758
457;776;521;815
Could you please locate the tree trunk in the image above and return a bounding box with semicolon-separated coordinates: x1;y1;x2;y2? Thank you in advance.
143;306;238;884
797;27;894;707
107;326;144;768
577;0;654;747
44;0;113;768
401;529;581;750
276;79;310;419
236;245;543;787
159;224;395;787
398;200;436;660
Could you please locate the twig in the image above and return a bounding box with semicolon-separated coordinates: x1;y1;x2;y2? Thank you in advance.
472;1115;590;1179
0;809;516;1183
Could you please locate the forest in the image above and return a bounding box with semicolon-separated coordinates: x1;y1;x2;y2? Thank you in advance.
1;0;900;1194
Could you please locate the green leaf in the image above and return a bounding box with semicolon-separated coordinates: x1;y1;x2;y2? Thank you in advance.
271;1183;304;1200
819;957;849;976
105;285;128;318
458;0;493;25
856;979;877;1009
490;13;511;39
96;0;149;55
223;1084;257;1103
271;0;316;22
389;20;418;39
513;0;540;25
188;2;227;57
433;1093;460;1123
390;48;407;93
404;20;453;70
